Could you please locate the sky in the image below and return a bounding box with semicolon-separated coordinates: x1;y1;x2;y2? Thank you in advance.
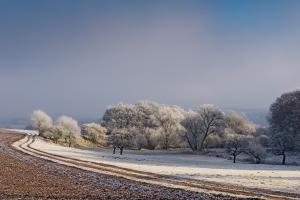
1;0;300;121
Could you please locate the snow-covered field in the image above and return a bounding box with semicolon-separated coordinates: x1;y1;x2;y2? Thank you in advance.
29;137;300;194
4;129;38;135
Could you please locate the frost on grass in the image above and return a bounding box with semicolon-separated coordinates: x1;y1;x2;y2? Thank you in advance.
29;135;300;194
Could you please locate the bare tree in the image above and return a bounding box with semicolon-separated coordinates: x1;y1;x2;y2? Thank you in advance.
226;136;246;163
181;105;225;151
181;111;201;151
197;105;225;150
271;132;294;165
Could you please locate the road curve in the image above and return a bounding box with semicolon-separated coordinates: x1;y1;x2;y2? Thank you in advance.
12;133;300;200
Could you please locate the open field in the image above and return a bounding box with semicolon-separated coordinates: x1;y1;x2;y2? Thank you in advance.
27;134;300;195
0;129;248;200
5;129;299;199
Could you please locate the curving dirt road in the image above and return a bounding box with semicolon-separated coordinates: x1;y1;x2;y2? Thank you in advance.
9;129;300;200
0;129;252;200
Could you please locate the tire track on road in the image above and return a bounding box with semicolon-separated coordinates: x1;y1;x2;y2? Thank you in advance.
14;135;300;200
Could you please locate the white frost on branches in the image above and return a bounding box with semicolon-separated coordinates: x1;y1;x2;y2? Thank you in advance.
31;110;53;137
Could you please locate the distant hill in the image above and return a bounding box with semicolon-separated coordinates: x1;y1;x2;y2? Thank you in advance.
0;118;30;129
232;109;268;127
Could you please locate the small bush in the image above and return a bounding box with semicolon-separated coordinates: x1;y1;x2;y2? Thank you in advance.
81;123;107;146
246;141;267;164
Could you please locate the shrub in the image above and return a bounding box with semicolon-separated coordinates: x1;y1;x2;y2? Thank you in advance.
31;110;53;137
246;141;267;164
57;116;81;147
81;123;107;145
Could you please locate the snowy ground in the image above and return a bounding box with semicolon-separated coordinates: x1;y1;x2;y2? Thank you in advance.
3;130;234;200
29;137;300;194
4;129;38;135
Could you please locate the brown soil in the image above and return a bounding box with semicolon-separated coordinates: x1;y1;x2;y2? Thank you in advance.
0;130;251;200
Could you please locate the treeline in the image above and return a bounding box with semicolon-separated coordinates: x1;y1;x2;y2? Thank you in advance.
102;102;258;154
31;102;261;161
31;90;300;165
31;111;81;147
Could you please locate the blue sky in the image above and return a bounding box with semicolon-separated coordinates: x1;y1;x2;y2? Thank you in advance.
0;0;300;120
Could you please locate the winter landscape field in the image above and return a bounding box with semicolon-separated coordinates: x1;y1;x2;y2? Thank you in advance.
2;128;297;200
2;1;300;199
28;135;300;194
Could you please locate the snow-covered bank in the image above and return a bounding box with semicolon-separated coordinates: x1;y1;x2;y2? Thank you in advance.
29;137;300;194
4;129;38;135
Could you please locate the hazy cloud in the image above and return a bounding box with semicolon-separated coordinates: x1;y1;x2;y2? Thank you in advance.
0;0;300;120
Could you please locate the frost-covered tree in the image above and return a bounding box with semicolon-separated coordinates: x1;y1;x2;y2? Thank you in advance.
226;136;247;163
156;105;184;149
57;116;81;147
181;111;202;151
271;132;294;165
196;105;225;150
225;112;255;136
31;110;53;137
134;131;147;150
81;123;107;145
102;103;138;153
254;127;271;148
134;101;160;149
103;102;186;151
181;105;225;151
269;90;300;136
256;134;270;148
268;90;300;154
50;125;64;143
102;103;138;130
108;128;134;155
246;140;267;164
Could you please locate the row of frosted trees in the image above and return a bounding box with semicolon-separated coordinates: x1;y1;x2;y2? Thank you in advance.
31;102;260;158
31;90;300;164
102;102;257;154
101;102;269;163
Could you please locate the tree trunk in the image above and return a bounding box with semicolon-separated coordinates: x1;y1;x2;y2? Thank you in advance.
164;135;169;150
67;136;71;147
199;131;209;151
120;146;124;155
185;134;197;151
256;157;261;164
145;134;155;150
282;152;286;165
113;146;116;154
233;154;236;163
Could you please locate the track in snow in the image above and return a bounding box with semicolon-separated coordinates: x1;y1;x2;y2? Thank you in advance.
11;131;300;200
